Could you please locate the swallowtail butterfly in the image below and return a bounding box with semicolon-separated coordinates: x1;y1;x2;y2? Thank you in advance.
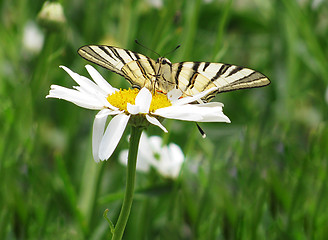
78;45;270;102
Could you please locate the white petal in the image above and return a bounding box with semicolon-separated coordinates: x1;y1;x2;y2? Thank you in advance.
146;139;184;179
118;149;129;166
148;136;162;152
72;85;108;107
60;66;100;93
154;105;203;121
119;149;151;172
154;103;230;123
196;104;231;122
47;85;104;109
201;102;224;108
120;133;157;173
146;115;168;132
137;133;158;165
167;89;182;101
156;147;184;178
119;133;185;178
134;88;152;113
59;66;112;105
164;143;185;178
73;78;108;99
167;143;185;163
92;110;109;162
85;65;118;94
96;108;122;118
172;87;218;105
126;103;140;115
98;114;130;160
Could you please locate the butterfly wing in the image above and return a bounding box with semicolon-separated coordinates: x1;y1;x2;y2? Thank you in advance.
78;45;157;89
172;62;270;102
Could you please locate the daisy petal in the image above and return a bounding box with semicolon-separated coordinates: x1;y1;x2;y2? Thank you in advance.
152;143;184;178
196;104;231;122
119;149;151;172
135;88;152;113
98;114;130;160
47;85;105;109
95;108;123;118
60;66;99;92
146;115;168;132
154;105;203;121
154;103;230;123
127;103;140;115
92;109;109;162
172;87;218;105
85;65;118;94
167;89;182;101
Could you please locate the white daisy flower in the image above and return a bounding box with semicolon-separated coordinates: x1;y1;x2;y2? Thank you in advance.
46;65;230;162
119;132;185;179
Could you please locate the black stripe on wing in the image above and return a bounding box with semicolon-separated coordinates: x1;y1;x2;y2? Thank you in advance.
78;45;155;79
78;45;127;78
226;66;244;77
202;64;270;91
203;70;270;102
124;49;136;61
136;61;149;81
132;52;157;77
110;47;127;65
186;62;201;89
210;64;231;83
174;63;184;86
146;57;156;74
202;62;211;71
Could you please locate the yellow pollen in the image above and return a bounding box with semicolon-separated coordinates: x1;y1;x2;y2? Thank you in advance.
149;92;172;112
106;88;171;112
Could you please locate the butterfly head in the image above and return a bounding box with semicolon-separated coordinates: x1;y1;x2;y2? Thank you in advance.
156;57;172;67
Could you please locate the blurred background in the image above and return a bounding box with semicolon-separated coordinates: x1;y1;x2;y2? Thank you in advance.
1;0;328;239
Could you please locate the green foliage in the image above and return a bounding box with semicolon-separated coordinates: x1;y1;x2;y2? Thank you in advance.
1;0;328;239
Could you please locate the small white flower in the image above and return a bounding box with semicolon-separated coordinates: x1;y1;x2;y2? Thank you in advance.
22;21;44;54
312;0;324;9
119;133;185;178
47;65;230;162
146;0;163;9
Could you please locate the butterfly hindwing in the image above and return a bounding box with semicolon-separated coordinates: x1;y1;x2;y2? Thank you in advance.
172;62;270;102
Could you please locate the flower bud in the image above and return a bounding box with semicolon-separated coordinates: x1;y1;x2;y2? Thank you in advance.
37;1;66;31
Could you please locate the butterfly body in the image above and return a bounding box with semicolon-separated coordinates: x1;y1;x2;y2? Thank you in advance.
78;45;270;102
154;57;178;93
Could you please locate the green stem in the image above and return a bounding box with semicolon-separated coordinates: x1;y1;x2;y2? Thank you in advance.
111;126;143;240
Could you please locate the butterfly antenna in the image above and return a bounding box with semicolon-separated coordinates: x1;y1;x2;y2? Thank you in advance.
196;123;206;138
135;39;160;57
163;44;181;57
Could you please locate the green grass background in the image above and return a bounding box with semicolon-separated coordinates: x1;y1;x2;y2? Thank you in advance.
1;0;328;239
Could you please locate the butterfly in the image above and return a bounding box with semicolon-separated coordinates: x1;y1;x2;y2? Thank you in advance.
78;45;270;102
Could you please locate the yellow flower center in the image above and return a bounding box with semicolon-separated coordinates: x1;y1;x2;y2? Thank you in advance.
149;92;172;112
106;88;172;113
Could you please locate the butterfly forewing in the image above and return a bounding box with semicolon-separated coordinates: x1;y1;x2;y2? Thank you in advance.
78;45;156;89
122;59;156;89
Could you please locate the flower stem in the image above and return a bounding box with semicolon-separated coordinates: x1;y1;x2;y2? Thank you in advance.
111;126;142;240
